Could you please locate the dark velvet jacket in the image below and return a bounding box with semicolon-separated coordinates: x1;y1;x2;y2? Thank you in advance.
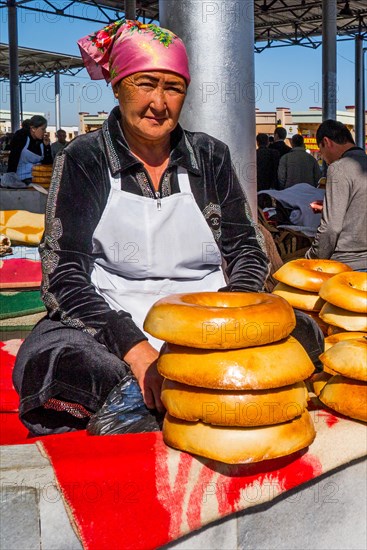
40;107;269;359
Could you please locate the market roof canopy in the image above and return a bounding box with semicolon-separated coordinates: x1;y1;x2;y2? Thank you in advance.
0;44;84;82
1;0;366;48
253;0;367;49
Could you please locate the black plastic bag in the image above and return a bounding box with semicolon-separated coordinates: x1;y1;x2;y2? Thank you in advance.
87;372;164;435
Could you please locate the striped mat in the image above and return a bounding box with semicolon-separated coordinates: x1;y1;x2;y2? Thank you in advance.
0;259;42;289
0;290;45;320
0;312;46;332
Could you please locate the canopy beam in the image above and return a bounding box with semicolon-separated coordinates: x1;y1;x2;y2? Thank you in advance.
124;0;136;19
8;0;20;131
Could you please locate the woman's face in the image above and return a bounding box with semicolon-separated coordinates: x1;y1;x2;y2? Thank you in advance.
30;124;47;140
114;71;187;143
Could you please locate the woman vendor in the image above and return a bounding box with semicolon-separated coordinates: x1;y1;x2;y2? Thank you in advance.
6;116;52;184
13;20;323;435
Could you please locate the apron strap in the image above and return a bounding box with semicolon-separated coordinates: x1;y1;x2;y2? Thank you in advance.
110;173;121;191
23;136;44;160
177;167;191;193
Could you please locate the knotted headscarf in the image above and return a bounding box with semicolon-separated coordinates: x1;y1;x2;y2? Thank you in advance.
78;19;191;87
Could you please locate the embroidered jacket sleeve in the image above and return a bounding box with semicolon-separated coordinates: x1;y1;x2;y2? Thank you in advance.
211;143;269;292
40;134;148;360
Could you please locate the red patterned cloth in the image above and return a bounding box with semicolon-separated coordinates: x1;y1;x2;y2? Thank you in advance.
0;339;22;412
39;405;366;550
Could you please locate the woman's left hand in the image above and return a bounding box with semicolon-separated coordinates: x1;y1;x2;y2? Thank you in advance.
43;133;50;146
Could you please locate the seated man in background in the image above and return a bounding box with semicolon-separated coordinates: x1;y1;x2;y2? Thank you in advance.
256;133;280;192
306;120;367;271
278;134;321;190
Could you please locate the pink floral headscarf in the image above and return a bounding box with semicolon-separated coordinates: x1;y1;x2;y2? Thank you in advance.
78;19;190;87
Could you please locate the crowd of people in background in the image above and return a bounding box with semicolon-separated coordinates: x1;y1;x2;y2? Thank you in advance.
256;120;366;271
256;125;322;192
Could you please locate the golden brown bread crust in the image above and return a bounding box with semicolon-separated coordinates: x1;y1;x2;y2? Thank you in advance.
163;410;316;463
311;371;332;396
158;336;315;390
319;272;367;313
31;165;52;185
32;166;52;176
273;259;352;292
319;302;367;332
273;282;325;312
161;379;308;426
326;325;347;336
324;331;366;351
144;292;295;349
320;338;367;382
319;375;367;422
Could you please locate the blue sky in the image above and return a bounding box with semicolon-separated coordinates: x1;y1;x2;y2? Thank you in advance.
0;2;365;127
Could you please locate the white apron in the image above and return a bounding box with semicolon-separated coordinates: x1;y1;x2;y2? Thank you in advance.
16;136;44;181
91;167;226;349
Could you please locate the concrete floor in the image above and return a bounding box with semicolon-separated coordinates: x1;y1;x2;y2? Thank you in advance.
0;187;47;214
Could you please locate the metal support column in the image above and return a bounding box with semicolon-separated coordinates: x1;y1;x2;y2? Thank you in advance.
322;0;337;121
8;0;20;132
19;82;23;123
355;36;365;149
55;72;61;130
125;0;136;20
159;0;258;216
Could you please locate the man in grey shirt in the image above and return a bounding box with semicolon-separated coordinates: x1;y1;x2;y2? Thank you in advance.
306;120;367;271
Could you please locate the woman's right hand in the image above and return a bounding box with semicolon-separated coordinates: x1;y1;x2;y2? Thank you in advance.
124;340;165;413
